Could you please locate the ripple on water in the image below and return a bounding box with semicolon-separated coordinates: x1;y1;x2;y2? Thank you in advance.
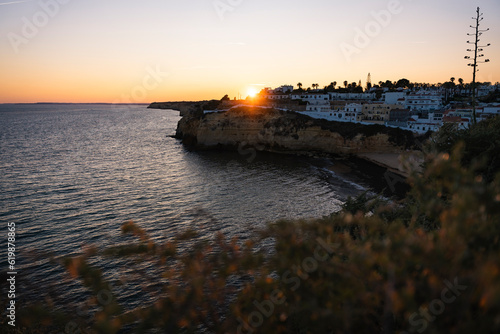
0;104;364;310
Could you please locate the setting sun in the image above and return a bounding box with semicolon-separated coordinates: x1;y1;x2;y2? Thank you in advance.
246;87;258;98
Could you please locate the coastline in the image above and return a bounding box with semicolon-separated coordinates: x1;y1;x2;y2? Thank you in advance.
173;106;425;175
326;155;412;197
357;151;423;178
170;106;425;197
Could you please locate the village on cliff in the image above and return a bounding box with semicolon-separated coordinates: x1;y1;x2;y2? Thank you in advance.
208;78;500;134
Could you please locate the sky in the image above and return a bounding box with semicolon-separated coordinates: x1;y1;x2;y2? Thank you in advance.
0;0;499;103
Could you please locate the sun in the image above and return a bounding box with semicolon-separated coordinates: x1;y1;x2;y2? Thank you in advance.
246;87;258;98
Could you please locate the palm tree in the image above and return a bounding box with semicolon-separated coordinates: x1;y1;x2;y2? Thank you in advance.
297;82;303;90
344;81;348;89
333;81;337;89
458;78;464;93
446;78;456;98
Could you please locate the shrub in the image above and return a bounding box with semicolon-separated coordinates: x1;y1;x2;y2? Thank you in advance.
428;115;500;182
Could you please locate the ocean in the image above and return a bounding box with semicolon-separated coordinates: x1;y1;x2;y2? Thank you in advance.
0;103;368;323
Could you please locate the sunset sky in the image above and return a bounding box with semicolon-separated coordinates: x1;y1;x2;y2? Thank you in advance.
1;0;499;103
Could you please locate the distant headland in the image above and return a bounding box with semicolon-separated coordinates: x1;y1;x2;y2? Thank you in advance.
148;100;219;116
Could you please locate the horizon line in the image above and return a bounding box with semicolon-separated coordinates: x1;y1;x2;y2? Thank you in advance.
0;102;152;105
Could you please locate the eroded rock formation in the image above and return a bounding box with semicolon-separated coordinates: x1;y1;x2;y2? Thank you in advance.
175;107;421;157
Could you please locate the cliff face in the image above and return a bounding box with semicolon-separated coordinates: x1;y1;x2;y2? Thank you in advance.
175;107;419;156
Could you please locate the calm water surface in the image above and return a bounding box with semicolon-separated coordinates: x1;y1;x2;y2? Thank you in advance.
0;104;366;314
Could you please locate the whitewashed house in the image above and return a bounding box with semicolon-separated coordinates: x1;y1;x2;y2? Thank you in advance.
406;113;443;133
384;92;406;105
271;85;294;94
483;105;500;116
405;91;443;111
298;103;362;122
328;92;376;101
291;93;330;102
290;93;331;112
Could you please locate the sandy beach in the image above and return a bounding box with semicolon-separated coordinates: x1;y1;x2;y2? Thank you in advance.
358;151;424;178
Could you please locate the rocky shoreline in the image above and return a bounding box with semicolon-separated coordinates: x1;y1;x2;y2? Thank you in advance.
173;106;424;177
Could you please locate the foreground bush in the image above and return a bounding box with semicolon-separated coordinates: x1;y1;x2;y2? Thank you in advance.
428;115;500;182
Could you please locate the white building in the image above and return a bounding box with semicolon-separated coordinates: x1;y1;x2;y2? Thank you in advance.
328;92;376;101
262;85;294;100
406;113;443;134
477;85;496;97
483;105;500;116
447;109;473;118
299;110;360;122
306;103;331;112
446;106;497;123
271;85;293;94
266;94;290;100
299;102;362;122
405;92;443;111
291;93;330;101
345;103;363;114
337;104;361;122
384;92;406;105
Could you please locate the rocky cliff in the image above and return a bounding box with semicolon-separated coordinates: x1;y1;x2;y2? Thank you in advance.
175;107;421;157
